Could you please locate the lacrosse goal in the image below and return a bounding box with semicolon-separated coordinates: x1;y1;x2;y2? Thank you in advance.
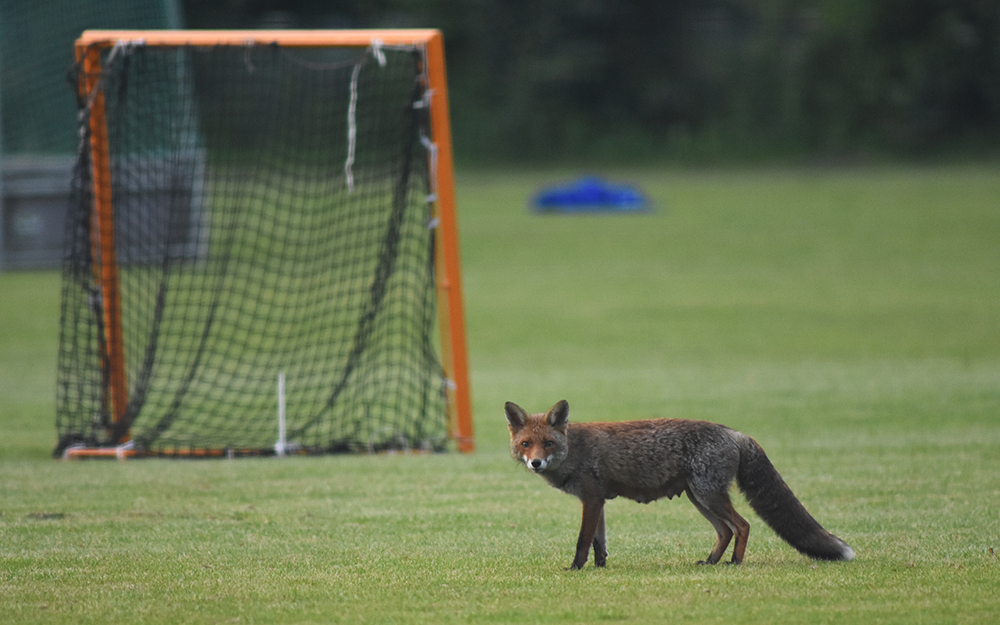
56;30;472;458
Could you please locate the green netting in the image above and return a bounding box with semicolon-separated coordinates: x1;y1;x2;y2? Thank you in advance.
55;41;449;456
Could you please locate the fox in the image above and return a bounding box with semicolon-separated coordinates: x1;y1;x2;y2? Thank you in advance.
505;400;854;570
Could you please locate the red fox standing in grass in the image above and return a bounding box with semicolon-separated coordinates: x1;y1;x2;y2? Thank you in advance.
505;400;854;570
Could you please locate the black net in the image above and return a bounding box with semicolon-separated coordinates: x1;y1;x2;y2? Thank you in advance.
56;41;450;456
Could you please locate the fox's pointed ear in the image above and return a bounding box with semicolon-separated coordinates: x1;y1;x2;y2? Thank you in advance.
546;400;569;432
504;402;528;431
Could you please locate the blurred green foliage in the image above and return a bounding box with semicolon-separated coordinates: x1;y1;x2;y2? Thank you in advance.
186;1;1000;163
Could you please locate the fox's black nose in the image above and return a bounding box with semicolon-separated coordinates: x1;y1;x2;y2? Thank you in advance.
530;459;543;469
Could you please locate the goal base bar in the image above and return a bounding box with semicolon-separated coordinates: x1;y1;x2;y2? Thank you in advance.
61;444;451;461
62;446;272;460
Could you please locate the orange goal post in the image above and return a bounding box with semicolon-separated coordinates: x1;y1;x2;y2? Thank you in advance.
59;30;473;457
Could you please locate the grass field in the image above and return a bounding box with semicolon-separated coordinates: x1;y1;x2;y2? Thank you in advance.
2;164;999;623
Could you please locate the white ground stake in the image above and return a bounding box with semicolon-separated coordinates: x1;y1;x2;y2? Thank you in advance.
275;371;287;457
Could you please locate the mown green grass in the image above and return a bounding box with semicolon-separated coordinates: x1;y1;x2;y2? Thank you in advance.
2;164;999;623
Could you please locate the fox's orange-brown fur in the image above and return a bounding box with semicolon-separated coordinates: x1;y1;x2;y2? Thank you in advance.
505;400;854;570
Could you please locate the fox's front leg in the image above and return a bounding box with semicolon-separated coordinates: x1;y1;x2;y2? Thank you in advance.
571;499;606;570
593;506;608;567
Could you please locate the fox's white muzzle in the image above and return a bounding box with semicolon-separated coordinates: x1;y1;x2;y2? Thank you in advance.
524;456;551;472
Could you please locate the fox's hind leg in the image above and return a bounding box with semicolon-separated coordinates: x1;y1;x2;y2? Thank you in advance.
688;494;732;564
687;489;750;564
727;504;750;564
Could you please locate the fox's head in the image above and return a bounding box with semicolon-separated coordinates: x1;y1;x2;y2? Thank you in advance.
505;400;570;473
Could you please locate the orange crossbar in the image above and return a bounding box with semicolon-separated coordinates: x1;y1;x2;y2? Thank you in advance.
73;29;474;453
76;29;448;48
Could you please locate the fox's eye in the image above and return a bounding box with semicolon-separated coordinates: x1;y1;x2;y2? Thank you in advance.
521;441;530;448
544;440;554;448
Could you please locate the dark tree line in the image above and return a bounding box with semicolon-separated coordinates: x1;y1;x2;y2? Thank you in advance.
184;0;1000;162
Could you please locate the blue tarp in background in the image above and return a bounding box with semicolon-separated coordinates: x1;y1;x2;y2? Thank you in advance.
531;176;651;213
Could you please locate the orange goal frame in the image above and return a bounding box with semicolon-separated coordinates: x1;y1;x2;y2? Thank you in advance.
71;29;473;457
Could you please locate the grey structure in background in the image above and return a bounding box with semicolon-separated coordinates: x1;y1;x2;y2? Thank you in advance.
0;0;182;269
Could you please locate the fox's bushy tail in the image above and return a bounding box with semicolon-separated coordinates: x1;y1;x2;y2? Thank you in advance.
736;436;854;561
